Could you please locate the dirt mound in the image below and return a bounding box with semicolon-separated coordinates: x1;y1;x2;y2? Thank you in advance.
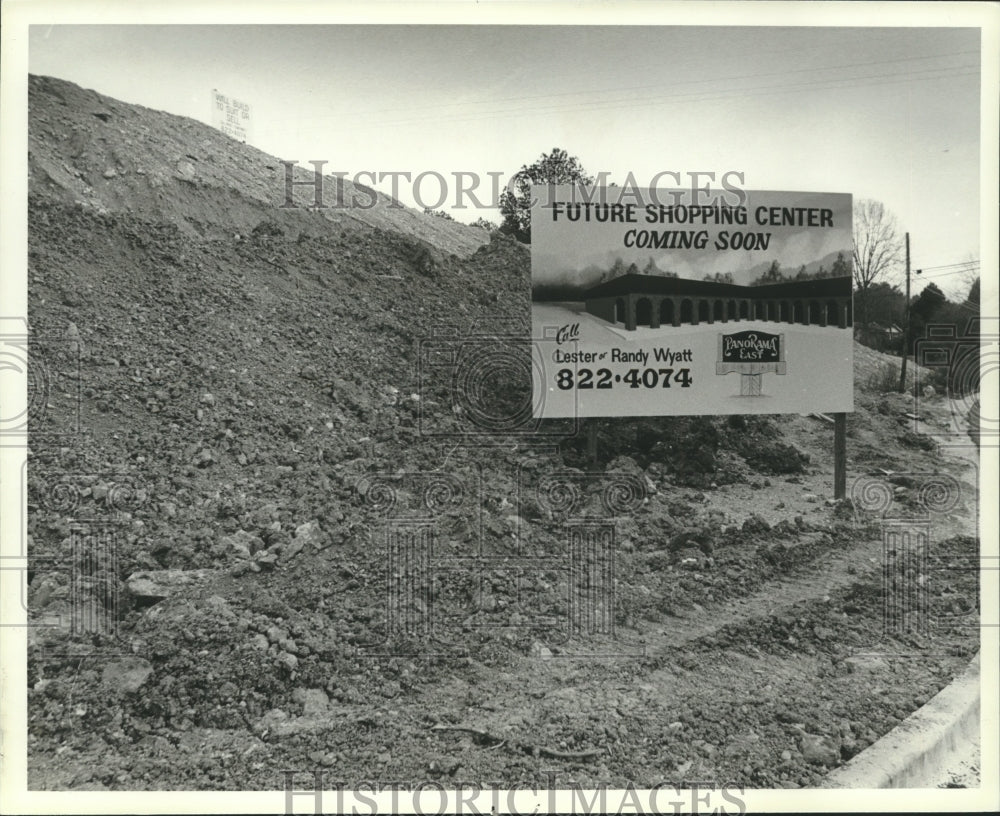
853;339;928;394
28;74;488;256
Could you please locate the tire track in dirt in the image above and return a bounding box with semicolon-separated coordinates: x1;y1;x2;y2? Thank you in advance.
448;432;981;784
642;530;884;653
647;419;978;655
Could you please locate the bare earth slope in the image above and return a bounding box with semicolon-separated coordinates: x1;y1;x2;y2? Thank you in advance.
28;74;488;255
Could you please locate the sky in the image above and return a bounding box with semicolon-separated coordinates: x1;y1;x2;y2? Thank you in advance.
23;19;988;299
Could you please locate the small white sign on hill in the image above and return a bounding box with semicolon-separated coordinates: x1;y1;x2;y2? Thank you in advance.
211;89;252;143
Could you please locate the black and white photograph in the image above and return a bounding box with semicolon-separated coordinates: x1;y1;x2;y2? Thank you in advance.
1;2;997;814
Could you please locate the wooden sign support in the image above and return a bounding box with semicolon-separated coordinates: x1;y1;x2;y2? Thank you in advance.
834;412;847;499
587;421;599;469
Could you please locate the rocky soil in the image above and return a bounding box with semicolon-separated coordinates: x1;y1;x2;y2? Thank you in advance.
23;75;981;791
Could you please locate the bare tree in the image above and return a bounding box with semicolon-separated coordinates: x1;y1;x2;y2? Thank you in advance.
955;252;981;303
853;199;902;331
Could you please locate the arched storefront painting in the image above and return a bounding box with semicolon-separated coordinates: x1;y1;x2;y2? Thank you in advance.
583;274;852;332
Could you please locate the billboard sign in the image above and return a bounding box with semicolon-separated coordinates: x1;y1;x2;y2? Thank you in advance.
530;186;853;418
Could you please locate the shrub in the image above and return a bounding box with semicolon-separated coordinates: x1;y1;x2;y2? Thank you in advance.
866;361;900;393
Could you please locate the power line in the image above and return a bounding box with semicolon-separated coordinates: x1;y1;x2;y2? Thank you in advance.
304;48;982;120
917;266;980;279
920;263;980;271
300;67;979;135
278;61;978;132
916;258;980;270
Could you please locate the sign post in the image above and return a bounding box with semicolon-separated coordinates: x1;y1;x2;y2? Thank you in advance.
587;421;599;469
834;412;847;499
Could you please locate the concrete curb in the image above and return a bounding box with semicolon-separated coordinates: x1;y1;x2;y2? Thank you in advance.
825;652;980;788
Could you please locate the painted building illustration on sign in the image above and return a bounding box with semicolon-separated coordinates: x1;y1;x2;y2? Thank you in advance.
530;185;854;418
582;274;852;331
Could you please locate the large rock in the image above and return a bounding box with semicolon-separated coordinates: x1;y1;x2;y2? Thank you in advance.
844;654;890;673
799;732;840;767
221;529;264;559
101;657;153;693
292;687;330;715
126;569;218;603
293;519;323;549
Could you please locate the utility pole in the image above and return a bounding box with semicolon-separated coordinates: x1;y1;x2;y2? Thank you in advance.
899;232;910;393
